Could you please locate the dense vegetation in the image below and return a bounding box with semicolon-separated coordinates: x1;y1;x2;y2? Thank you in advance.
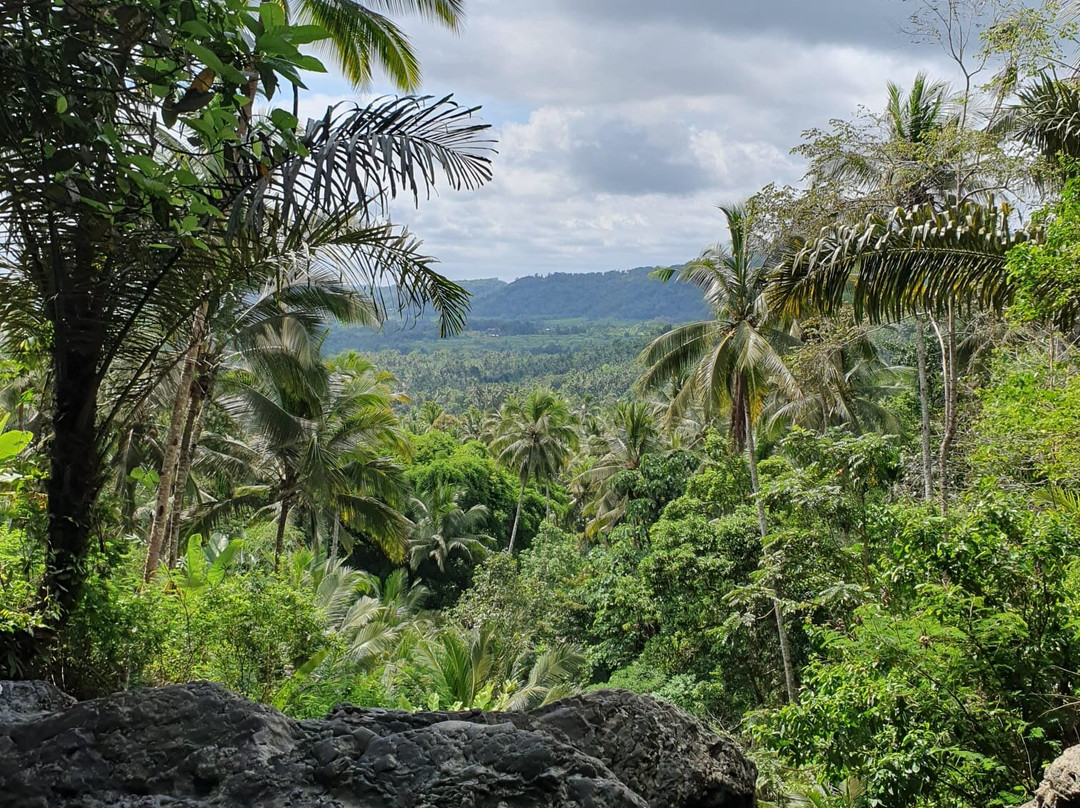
324;268;712;353
7;2;1080;808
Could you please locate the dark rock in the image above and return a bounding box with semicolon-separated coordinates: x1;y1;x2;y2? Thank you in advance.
0;680;756;808
1023;745;1080;808
532;689;758;808
0;679;75;721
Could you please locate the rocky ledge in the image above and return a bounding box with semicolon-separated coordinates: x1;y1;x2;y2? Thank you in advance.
1023;745;1080;808
0;680;756;808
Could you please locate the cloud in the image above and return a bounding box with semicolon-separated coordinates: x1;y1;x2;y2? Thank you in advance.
304;2;955;279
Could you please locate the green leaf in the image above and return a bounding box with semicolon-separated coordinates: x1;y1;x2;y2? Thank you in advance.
285;24;329;45
207;539;241;586
0;430;32;462
185;42;226;75
55;95;68;114
269;108;299;131
183;534;207;588
185;43;247;85
259;2;286;32
292;54;326;73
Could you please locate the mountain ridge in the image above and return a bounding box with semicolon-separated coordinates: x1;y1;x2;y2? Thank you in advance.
326;266;708;354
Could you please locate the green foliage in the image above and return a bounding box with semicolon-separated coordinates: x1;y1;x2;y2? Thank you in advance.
149;568;328;703
49;541;162;698
0;415;31;466
406;433;546;553
453;523;586;656
973;359;1080;490
752;497;1080;808
1007;174;1080;326
0;523;48;648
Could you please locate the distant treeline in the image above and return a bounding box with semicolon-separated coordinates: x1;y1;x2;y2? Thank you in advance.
325;266;707;354
360;322;664;412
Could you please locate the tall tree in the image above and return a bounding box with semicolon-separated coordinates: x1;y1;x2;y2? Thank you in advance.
639;203;800;703
282;0;463;89
573;401;660;536
770;198;1037;512
800;73;959;500
492;390;577;553
0;1;492;669
202;344;412;572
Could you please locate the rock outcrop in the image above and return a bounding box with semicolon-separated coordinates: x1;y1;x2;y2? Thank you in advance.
1023;745;1080;808
0;681;756;808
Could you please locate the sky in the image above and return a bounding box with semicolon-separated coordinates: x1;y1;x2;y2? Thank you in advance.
300;0;955;281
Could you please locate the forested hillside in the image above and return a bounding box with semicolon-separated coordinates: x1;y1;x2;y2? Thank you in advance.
7;3;1080;808
324;267;710;353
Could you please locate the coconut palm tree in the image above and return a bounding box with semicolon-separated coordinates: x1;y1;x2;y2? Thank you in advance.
573;401;660;536
769;197;1037;513
491;390;577;552
201;341;413;571
639;202;800;704
281;0;464;89
639;205;799;449
408;483;492;573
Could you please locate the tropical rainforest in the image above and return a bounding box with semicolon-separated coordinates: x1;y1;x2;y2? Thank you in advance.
5;1;1080;807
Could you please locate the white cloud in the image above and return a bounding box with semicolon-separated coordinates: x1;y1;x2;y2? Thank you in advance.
302;2;956;279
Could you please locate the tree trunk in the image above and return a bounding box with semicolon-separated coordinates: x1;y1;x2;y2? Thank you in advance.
915;317;933;503
932;307;958;516
330;517;340;560
274;498;292;573
165;360;212;567
745;403;798;704
144;343;199;579
3;256;107;670
508;479;526;553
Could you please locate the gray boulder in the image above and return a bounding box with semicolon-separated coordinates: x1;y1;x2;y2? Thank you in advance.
0;679;76;722
1023;745;1080;808
0;681;756;808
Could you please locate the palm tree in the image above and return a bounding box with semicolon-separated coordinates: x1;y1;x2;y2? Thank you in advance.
280;0;464;89
491;390;577;552
809;73;958;501
639;202;800;704
295;555;429;667
639;205;798;448
143;223;395;574
202;342;413;571
999;73;1080;174
411;623;583;710
573;401;660;536
769;197;1037;513
335;568;429;665
811;72;957;212
763;322;910;439
408;483;492;573
143;90;494;576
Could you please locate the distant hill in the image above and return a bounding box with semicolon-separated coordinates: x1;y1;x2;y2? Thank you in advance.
325;266;708;354
463;267;709;321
